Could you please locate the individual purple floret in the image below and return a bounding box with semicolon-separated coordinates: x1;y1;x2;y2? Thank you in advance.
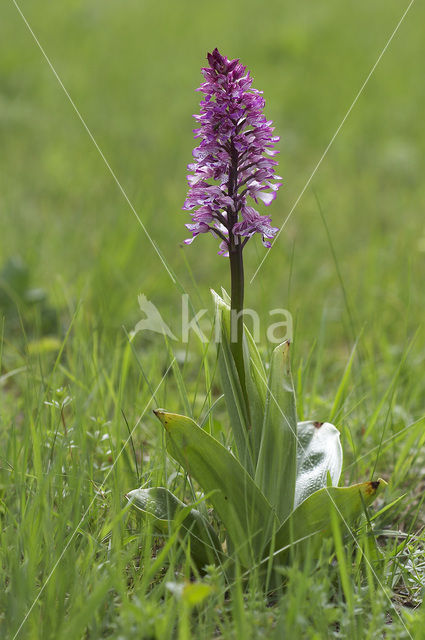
183;48;281;255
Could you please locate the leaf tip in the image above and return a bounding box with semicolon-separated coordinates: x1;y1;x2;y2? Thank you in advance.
365;478;387;496
274;339;291;357
153;408;170;430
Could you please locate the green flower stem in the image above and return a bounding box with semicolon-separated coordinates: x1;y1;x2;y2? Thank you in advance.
229;241;246;397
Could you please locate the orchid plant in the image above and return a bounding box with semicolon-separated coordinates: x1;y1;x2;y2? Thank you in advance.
127;49;385;573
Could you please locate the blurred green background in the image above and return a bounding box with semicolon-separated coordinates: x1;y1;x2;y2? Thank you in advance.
1;3;425;636
1;0;424;363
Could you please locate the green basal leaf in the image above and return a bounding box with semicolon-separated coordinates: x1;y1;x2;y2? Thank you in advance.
242;361;263;464
211;289;266;471
271;479;387;563
255;341;297;523
126;486;222;568
154;410;277;567
212;288;231;333
220;287;231;306
217;314;254;475
212;289;253;475
244;327;267;405
295;421;343;507
242;329;266;463
215;290;267;403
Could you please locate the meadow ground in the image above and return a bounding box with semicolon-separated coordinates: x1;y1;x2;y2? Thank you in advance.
1;1;425;638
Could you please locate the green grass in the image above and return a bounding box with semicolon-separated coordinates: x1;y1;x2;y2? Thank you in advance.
1;0;425;637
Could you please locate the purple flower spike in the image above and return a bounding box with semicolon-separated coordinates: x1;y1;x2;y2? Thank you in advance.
183;48;281;254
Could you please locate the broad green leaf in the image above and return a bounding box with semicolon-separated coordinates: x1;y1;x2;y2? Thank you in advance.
212;289;253;474
242;337;265;464
126;486;222;568
220;287;231;305
218;287;267;397
244;327;267;405
212;288;231;334
272;479;387;563
255;341;297;523
215;289;267;402
217;318;254;475
212;289;266;470
154;410;277;567
242;328;267;463
295;421;343;507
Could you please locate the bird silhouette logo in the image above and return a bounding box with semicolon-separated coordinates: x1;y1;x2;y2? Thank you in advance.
131;294;177;340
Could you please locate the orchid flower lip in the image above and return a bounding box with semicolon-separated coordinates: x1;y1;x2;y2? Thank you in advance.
183;48;281;253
